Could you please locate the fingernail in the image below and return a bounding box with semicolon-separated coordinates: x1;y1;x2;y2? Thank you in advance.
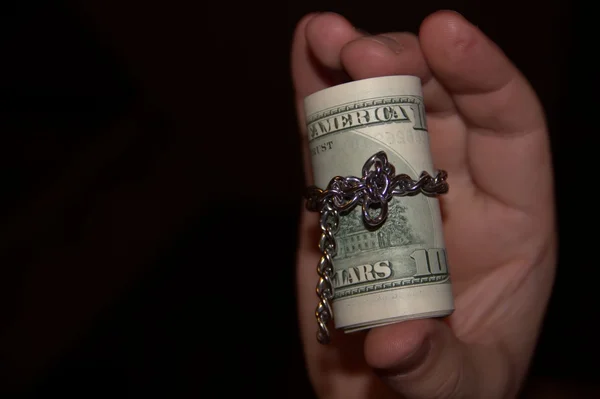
445;9;465;17
354;27;370;36
375;338;431;376
366;35;404;54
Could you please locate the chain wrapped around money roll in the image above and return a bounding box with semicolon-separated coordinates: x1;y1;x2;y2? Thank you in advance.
305;151;449;344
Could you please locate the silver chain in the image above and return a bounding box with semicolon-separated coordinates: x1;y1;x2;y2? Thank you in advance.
305;151;449;344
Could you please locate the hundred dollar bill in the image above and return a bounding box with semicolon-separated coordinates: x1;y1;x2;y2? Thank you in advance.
304;75;454;333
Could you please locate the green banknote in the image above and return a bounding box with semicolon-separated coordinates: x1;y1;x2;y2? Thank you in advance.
305;76;454;332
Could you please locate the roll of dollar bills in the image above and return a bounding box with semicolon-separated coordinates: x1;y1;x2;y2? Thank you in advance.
304;76;454;333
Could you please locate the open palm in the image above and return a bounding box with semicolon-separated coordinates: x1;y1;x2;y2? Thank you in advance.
292;11;556;399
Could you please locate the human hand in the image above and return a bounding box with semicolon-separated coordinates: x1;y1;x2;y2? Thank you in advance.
292;11;556;399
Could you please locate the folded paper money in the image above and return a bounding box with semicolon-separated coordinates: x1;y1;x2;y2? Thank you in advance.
304;76;454;333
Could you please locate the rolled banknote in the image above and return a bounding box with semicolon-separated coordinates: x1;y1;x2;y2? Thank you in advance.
304;75;454;333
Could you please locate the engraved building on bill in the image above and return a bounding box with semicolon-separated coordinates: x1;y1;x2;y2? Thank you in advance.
336;230;391;259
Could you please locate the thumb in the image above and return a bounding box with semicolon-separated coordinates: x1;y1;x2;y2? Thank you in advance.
418;10;550;211
364;320;511;398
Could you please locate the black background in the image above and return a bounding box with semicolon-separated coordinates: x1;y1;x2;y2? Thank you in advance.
0;0;596;397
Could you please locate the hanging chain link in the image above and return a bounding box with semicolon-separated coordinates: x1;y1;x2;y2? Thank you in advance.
305;151;449;344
